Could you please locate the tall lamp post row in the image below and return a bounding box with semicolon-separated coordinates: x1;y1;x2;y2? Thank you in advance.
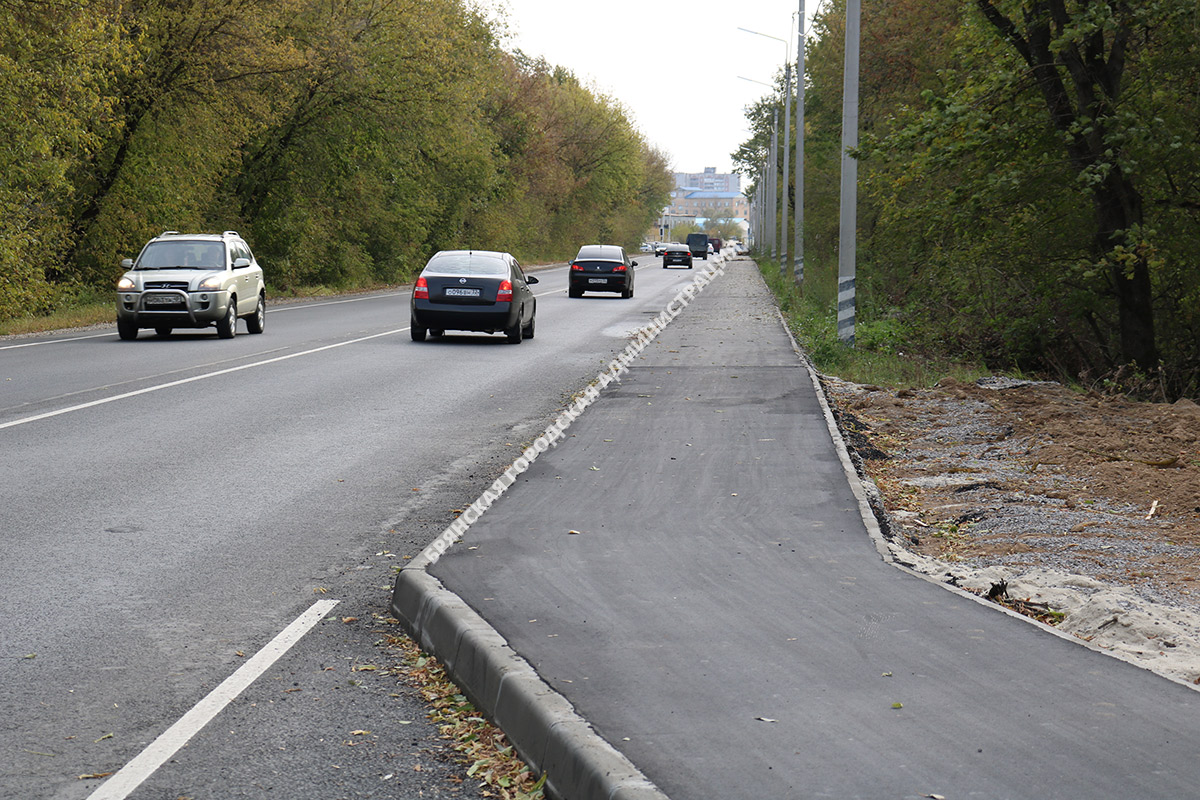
743;0;863;345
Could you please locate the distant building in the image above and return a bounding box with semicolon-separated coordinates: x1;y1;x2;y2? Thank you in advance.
673;167;741;193
666;189;748;221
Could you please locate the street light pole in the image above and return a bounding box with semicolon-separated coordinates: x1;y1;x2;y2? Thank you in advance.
739;27;790;267
794;0;806;285
838;0;861;345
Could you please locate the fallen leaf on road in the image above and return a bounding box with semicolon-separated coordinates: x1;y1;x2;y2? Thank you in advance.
568;530;581;535
351;730;371;736
892;703;904;709
755;717;778;723
94;733;112;743
341;617;358;624
78;772;114;780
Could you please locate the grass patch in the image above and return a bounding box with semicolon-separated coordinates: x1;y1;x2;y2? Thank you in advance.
756;256;991;389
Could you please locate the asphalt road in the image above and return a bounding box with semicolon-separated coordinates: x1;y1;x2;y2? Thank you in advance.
0;254;689;800
424;258;1200;799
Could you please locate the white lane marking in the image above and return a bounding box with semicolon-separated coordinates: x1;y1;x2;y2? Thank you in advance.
0;328;409;431
86;599;339;800
0;332;112;350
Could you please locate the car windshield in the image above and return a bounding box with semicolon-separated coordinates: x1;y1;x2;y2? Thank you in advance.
136;241;225;270
424;253;508;276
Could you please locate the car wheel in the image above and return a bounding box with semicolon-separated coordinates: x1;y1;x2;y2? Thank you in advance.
411;315;427;342
505;313;523;344
621;285;631;299
154;326;172;337
568;286;583;298
246;294;265;334
117;319;138;341
216;300;237;339
522;314;535;339
688;263;693;269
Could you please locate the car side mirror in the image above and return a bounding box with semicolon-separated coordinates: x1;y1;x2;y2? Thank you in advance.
526;275;539;285
233;257;251;268
121;258;133;268
631;260;638;267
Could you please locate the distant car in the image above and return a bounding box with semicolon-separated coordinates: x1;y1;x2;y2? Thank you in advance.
706;243;714;255
410;250;538;343
662;243;693;269
686;232;710;261
653;242;669;256
568;244;636;298
708;237;723;253
735;241;749;255
639;242;653;252
115;230;266;340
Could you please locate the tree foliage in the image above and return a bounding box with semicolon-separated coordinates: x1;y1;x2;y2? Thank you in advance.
756;0;1199;395
0;0;671;316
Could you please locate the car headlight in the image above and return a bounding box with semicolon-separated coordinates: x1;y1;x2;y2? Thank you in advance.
196;275;224;291
117;276;136;291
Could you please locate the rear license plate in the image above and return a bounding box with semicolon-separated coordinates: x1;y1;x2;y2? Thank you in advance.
444;287;480;297
588;278;607;284
144;295;179;305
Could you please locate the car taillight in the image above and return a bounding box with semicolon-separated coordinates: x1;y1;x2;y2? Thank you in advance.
496;279;513;302
570;262;583;271
613;264;627;272
414;276;428;299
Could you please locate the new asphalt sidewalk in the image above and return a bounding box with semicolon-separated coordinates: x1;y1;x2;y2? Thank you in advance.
393;257;1200;800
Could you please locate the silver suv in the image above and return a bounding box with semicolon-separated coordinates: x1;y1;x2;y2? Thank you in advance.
116;230;266;340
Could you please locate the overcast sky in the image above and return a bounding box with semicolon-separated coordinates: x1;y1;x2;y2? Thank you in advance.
478;0;823;178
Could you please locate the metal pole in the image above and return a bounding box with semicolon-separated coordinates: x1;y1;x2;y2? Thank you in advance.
794;0;806;285
769;106;778;260
837;0;860;345
781;63;791;278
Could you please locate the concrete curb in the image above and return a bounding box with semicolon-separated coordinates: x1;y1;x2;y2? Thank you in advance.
391;568;668;800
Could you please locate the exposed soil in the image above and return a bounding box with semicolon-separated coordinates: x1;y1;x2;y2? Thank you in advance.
821;374;1200;685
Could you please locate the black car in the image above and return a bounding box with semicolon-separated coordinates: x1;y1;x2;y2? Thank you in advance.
568;244;636;298
410;250;538;343
662;243;693;269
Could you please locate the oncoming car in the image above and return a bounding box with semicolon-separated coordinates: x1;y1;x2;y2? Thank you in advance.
662;243;693;269
115;230;266;340
410;250;538;343
568;244;636;298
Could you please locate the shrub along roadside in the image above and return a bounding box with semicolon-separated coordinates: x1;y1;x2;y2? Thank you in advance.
755;256;991;389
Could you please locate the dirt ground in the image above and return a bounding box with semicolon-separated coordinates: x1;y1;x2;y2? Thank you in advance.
821;374;1200;684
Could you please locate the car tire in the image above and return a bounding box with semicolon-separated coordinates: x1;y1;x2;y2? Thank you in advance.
568;286;583;298
117;319;138;340
505;313;523;344
154;326;172;337
522;314;535;339
429;329;443;338
216;300;237;339
688;264;693;269
621;285;631;299
411;315;427;342
246;294;265;334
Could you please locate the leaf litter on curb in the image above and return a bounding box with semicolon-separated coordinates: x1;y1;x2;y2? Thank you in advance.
375;614;547;799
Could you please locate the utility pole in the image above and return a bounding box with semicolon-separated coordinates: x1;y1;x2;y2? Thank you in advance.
837;0;861;344
781;62;791;278
794;0;806;285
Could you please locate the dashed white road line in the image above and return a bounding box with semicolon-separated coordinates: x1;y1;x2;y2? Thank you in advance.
86;599;339;800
